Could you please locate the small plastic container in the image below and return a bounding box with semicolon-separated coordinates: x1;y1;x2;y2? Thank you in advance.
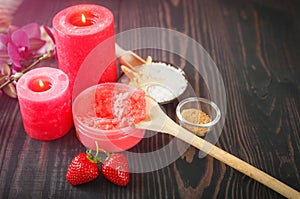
72;83;145;152
176;97;221;136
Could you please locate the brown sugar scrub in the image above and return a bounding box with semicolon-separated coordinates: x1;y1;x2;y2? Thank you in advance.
176;97;221;137
180;108;212;135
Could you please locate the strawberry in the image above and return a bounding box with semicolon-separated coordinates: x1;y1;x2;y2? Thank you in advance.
66;151;99;186
101;153;130;186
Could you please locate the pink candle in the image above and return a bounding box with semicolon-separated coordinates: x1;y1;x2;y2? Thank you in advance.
17;67;73;141
52;4;117;92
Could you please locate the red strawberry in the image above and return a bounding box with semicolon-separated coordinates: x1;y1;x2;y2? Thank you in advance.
66;151;99;186
101;153;130;186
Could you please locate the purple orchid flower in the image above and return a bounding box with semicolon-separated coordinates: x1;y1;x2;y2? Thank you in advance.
0;23;55;98
0;23;46;71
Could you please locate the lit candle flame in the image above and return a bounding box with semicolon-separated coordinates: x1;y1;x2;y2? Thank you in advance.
81;13;86;24
38;79;45;88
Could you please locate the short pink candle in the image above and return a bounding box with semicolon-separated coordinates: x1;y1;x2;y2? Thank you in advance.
17;67;73;141
52;4;117;92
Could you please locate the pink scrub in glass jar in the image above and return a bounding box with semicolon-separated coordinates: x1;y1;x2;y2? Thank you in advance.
72;83;146;152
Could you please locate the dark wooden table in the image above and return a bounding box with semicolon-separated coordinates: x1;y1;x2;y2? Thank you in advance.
0;0;299;198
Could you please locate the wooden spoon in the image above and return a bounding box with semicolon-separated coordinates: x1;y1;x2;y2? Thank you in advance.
116;44;160;85
120;64;164;87
115;43;147;69
135;96;300;199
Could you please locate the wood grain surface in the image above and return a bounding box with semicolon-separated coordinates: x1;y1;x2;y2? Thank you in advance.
0;0;299;198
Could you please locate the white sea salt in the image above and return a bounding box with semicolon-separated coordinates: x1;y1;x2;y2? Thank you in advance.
141;62;188;103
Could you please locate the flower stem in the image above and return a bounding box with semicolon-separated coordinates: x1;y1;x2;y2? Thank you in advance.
0;50;55;90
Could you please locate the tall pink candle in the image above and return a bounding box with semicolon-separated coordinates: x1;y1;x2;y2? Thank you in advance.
17;67;73;141
52;4;117;92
